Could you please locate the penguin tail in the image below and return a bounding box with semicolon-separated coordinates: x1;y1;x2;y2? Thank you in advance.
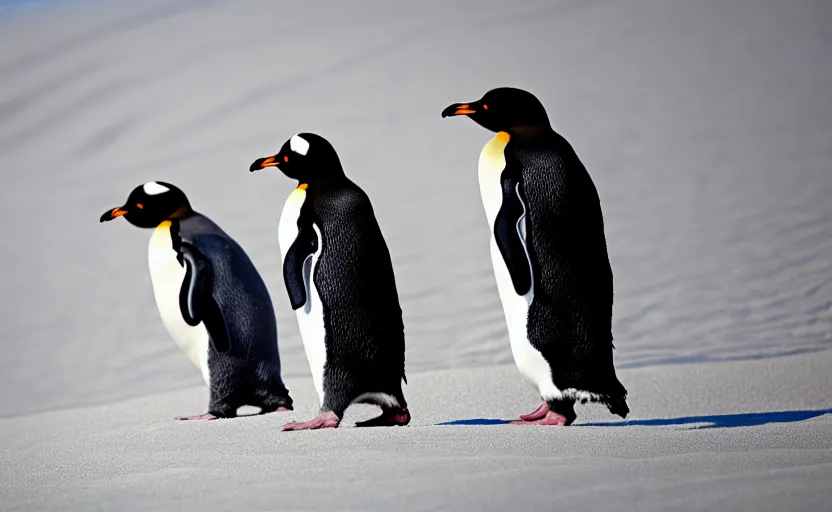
609;398;629;419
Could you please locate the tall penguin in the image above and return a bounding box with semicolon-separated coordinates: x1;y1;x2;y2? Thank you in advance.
250;133;410;431
100;182;293;420
442;88;628;425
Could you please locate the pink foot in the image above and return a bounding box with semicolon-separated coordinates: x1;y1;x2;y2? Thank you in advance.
178;413;219;421
519;403;550;421
510;402;575;426
510;410;572;426
355;407;411;427
282;411;340;432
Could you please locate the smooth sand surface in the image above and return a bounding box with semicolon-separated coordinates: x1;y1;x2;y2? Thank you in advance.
2;351;831;511
1;0;831;510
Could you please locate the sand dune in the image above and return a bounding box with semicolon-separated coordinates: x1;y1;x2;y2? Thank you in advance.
2;0;830;419
1;0;831;509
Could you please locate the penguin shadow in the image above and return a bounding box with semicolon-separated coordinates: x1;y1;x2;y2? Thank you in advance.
435;408;832;429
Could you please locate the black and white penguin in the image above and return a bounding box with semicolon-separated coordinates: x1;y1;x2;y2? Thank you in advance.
99;181;293;420
442;88;628;425
250;133;410;431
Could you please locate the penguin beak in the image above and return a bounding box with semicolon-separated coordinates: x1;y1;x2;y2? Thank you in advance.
100;206;128;222
442;102;477;118
250;155;280;172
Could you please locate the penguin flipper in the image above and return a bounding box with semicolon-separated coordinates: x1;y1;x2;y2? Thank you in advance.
178;243;207;325
494;178;533;295
178;242;231;353
284;224;318;310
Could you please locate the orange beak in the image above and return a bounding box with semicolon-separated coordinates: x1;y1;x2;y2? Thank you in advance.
100;207;128;222
250;156;279;172
442;102;477;117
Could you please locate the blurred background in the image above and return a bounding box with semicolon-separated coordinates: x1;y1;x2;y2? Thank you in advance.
1;0;830;418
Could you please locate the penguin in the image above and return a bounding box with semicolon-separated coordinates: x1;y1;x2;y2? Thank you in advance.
250;133;410;431
442;87;629;425
99;181;293;420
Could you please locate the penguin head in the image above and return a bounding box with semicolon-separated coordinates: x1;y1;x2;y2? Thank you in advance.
442;87;550;133
249;133;344;186
99;181;192;228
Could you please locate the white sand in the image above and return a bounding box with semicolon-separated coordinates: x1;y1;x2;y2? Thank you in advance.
2;351;831;511
1;0;831;509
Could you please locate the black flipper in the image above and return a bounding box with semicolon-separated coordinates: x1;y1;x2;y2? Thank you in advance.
178;244;207;326
178;242;231;353
284;222;319;311
494;177;533;295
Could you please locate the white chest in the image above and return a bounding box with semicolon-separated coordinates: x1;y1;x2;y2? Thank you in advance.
478;133;560;400
278;187;327;406
147;222;211;386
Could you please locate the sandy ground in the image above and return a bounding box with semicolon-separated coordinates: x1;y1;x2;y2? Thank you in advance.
2;351;831;511
1;0;831;510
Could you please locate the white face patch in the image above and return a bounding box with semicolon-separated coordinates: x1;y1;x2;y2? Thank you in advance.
143;182;170;196
289;134;310;156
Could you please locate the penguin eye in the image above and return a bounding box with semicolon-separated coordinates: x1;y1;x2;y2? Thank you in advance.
483;104;489;110
136;203;144;209
284;155;289;163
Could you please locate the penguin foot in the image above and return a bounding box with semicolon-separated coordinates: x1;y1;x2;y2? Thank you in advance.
177;413;220;421
510;402;575;426
518;403;549;421
355;407;411;427
281;411;340;431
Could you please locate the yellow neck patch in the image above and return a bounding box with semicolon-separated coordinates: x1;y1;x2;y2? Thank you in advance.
156;220;172;230
495;131;510;143
297;183;309;191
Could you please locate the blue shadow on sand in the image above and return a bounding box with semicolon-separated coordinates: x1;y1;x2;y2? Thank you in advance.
436;409;832;429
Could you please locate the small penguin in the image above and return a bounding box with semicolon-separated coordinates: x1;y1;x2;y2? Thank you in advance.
100;181;293;420
250;133;410;431
442;87;629;425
